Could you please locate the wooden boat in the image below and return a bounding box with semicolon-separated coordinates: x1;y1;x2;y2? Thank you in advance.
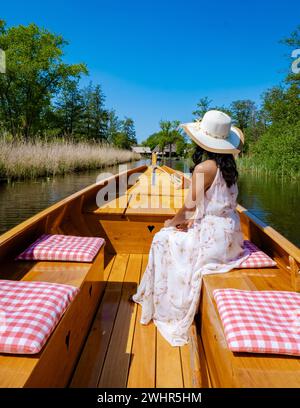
0;162;299;388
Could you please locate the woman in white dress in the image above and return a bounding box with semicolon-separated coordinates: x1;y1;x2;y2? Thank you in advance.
131;110;250;347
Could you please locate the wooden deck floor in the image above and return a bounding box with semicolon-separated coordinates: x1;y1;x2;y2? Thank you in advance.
70;253;202;388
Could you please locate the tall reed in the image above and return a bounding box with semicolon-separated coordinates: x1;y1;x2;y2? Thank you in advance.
0;139;141;181
237;156;300;179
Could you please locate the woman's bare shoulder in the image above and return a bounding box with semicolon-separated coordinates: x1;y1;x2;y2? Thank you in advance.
194;159;217;175
194;160;218;189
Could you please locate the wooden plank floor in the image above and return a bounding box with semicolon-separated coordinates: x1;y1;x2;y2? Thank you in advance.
70;253;202;388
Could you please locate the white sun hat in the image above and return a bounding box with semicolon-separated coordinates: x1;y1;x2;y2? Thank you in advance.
180;110;244;154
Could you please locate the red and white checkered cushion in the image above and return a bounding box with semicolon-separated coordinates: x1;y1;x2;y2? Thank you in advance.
239;240;276;268
16;234;105;263
214;289;300;356
0;280;79;354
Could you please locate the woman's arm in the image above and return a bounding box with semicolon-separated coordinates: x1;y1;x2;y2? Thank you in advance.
164;160;217;228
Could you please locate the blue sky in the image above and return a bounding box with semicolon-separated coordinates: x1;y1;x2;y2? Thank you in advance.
1;0;299;141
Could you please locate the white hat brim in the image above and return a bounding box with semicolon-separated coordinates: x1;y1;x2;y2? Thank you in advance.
180;122;244;154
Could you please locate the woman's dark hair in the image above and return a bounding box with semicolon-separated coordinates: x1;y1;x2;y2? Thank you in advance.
190;145;238;188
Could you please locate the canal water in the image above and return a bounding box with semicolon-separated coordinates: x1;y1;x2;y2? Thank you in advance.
0;159;299;247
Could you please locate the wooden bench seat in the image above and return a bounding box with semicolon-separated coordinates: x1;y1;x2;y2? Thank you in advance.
0;245;105;388
200;266;300;388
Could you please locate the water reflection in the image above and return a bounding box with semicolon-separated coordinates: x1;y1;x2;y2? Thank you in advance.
0;160;149;235
238;171;300;247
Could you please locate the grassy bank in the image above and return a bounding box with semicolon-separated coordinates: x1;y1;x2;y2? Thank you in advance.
237;155;300;180
0;140;141;181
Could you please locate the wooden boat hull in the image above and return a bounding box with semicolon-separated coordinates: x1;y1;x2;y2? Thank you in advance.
0;163;299;388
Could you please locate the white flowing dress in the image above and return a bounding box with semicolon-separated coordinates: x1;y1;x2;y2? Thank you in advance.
132;167;250;346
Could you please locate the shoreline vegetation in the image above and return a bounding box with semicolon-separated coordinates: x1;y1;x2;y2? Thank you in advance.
0;20;138;169
237;156;300;180
0;20;141;182
0;20;299;181
0;139;140;181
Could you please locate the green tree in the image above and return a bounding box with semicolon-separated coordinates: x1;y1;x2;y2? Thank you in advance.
192;97;212;119
230;100;257;132
54;79;84;137
111;117;137;149
80;83;108;141
93;84;109;141
262;87;286;124
0;21;87;139
107;109;122;144
175;136;188;157
111;132;129;149
159;120;173;157
142;132;161;150
81;83;94;139
121;117;137;147
193;98;233;119
281;25;300;85
159;120;182;158
142;121;187;156
261;27;300;127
